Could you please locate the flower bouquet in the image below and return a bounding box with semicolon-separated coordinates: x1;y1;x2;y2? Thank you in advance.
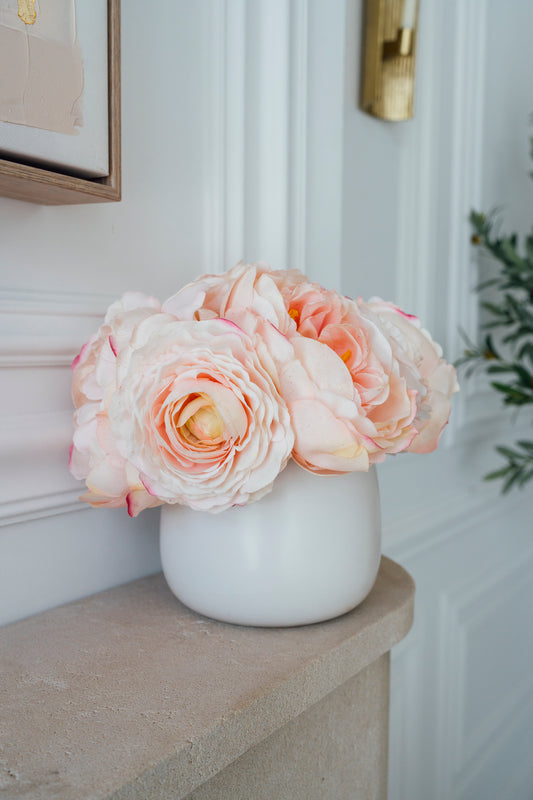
70;263;458;625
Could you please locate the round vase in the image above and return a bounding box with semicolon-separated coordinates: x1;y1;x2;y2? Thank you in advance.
159;460;382;627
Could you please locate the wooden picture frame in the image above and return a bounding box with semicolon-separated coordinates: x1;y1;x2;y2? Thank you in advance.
0;0;120;206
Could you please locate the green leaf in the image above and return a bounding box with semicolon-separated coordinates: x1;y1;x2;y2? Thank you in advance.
510;364;533;385
481;301;507;317
490;382;530;403
519;467;533;486
517;342;533;365
495;445;520;460
486;364;517;374
484;467;512;481
503;469;522;494
526;233;533;262
517;440;533;453
483;334;501;359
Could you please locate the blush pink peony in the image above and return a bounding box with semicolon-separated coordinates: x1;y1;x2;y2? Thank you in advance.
267;272;420;472
70;292;165;516
163;261;295;335
107;315;294;513
358;299;460;453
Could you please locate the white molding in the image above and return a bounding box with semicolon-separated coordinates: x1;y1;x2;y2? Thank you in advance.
0;289;110;367
0;410;83;526
0;288;114;315
445;0;487;354
383;482;496;564
223;0;247;270
456;689;533;800
304;0;345;287
0;489;84;527
202;0;249;275
383;449;532;567
397;0;488;445
444;0;487;441
497;719;533;800
395;0;442;324
242;0;291;268
205;0;309;274
203;0;343;285
202;0;228;275
436;547;533;799
457;552;533;766
288;0;309;274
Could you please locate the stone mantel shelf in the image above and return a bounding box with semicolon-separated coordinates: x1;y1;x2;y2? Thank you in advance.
0;556;414;800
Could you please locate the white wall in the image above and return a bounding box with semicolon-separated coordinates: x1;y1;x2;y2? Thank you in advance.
0;1;218;622
1;1;533;797
482;0;533;237
341;1;533;797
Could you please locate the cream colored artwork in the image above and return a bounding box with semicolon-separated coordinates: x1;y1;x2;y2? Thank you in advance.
0;0;84;135
0;0;108;177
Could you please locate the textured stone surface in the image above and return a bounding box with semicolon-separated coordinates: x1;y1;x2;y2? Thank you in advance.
0;556;414;800
187;655;390;800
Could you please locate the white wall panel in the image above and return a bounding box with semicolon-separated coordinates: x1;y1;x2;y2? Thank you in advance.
0;0;215;620
341;1;533;797
0;507;160;627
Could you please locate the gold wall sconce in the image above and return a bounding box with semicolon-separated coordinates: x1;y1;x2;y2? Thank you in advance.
360;0;419;121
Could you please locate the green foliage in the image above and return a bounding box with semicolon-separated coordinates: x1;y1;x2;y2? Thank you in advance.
485;442;533;494
461;145;533;491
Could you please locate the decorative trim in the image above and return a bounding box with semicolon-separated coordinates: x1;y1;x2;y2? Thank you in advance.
383;483;496;564
243;0;292;267
395;0;440;323
458;554;533;766
396;0;488;446
204;0;309;274
0;288;114;314
288;0;309;273
202;0;228;275
304;0;345;288
435;547;533;798
0;490;84;528
222;0;247;270
0;410;82;526
0;289;111;367
456;690;533;799
444;0;487;440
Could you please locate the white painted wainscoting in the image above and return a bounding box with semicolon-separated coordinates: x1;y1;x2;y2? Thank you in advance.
0;1;532;798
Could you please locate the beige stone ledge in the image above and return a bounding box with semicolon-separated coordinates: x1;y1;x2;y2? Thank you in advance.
0;556;414;800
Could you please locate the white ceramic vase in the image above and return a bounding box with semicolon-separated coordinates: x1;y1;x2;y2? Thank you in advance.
159;460;382;627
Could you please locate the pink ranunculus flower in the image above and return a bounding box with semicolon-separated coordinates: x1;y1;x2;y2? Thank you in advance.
359;299;460;453
163;261;295;335
70;292;165;516
163;261;298;396
276;335;376;474
107;315;294;513
267;272;419;471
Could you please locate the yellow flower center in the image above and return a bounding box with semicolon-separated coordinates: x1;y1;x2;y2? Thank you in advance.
176;394;225;444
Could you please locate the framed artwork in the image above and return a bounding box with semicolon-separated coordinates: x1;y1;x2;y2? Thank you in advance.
0;0;120;204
